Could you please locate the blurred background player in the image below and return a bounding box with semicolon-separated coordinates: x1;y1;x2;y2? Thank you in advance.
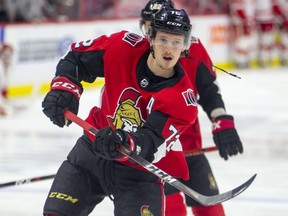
0;42;13;116
140;1;243;216
229;0;277;68
2;0;45;22
254;0;275;67
229;0;256;68
272;0;288;65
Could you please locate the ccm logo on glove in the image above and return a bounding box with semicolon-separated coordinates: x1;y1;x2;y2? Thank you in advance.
42;76;83;127
51;76;82;99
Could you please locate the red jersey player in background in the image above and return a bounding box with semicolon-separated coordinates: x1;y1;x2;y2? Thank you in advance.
272;0;288;65
229;0;256;68
140;1;243;216
229;0;288;68
42;7;198;216
0;42;13;116
254;0;275;67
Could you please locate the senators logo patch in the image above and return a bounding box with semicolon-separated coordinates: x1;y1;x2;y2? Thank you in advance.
123;32;143;47
140;205;154;216
182;89;197;106
108;88;144;132
208;173;218;190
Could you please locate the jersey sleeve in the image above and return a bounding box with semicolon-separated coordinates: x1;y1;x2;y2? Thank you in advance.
130;108;193;179
55;32;122;83
191;38;226;118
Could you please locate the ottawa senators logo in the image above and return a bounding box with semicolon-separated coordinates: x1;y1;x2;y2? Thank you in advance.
182;88;197;106
208;173;218;190
108;88;144;132
140;205;154;216
122;32;143;47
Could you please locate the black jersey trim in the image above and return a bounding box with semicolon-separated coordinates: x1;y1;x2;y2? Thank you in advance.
136;51;184;92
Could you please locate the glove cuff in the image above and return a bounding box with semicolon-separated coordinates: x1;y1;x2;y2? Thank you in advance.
50;76;83;100
212;115;235;134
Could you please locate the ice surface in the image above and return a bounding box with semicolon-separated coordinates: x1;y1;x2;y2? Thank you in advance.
0;67;288;215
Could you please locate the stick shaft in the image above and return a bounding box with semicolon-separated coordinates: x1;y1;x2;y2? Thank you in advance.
0;174;55;188
63;110;256;206
184;146;218;157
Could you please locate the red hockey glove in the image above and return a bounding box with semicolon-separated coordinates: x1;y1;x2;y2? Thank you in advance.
42;76;83;127
212;115;243;160
93;127;136;161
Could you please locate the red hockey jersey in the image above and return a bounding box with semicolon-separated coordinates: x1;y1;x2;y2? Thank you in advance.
179;37;224;153
58;31;198;180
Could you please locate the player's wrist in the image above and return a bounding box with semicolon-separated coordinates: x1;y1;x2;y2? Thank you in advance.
212;115;235;134
50;76;83;100
210;108;226;120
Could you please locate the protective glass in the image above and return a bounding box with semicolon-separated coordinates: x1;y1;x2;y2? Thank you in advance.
153;37;185;49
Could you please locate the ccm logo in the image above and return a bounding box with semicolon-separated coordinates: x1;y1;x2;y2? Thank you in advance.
52;81;81;99
49;192;78;203
167;21;181;27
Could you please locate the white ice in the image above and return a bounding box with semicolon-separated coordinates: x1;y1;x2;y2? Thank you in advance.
0;67;288;216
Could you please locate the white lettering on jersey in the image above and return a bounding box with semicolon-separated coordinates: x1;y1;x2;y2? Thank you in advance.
153;124;182;163
147;97;155;114
74;39;94;48
166;125;181;151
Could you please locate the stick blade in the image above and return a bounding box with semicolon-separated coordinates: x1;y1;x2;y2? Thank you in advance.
197;173;257;206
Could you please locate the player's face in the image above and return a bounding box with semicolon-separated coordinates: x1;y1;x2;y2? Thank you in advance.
149;31;185;77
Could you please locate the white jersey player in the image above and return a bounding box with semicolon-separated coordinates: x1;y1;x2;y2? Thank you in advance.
229;0;275;68
272;0;288;65
0;43;13;116
229;0;257;68
255;0;275;67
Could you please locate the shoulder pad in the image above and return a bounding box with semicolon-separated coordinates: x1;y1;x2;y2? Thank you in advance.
190;36;199;44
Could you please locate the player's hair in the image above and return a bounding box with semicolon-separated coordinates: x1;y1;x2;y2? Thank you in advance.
139;0;175;30
150;6;192;49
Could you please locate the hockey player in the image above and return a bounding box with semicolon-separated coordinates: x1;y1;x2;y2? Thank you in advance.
0;42;13;116
254;0;275;67
42;7;198;216
272;0;288;65
229;0;257;68
140;1;243;216
229;0;276;68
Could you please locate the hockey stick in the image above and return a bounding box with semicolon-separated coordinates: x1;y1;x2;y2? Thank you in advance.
0;139;215;189
64;110;257;206
184;146;218;157
0;148;220;189
0;174;56;188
